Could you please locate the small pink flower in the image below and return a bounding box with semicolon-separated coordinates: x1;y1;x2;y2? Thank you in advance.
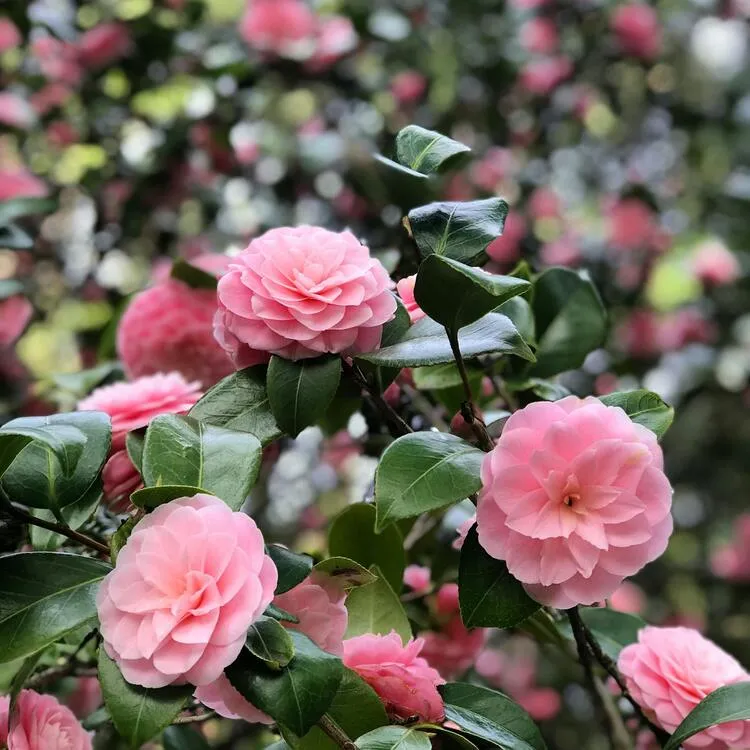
476;396;673;608
76;23;132;69
471;148;517;192
420;617;486;680
403;565;431;593
396;275;425;323
240;0;317;58
0;93;36;130
306;16;358;72
540;236;581;267
619;627;750;748
711;514;750;581
195;675;272;723
606;199;659;252
520;17;559;55
0;689;92;749
435;583;460;616
343;632;445;723
611;4;662;60
452;515;476;551
65;677;102;719
117;259;234;388
78;372;202;451
390;71;427;105
519;56;573;95
102;449;143;514
273;574;349;656
0;295;33;348
214;226;396;363
608;581;645;614
0;168;48;201
0;18;21;53
691;241;741;286
486;213;526;265
31;37;83;85
97;494;277;688
528;187;562;220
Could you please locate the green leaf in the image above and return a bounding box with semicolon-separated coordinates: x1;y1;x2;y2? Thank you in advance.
381;298;411;348
29;481;102;550
373;154;430;182
267;356;342;438
142;414;261;510
267;544;314;594
357;313;534;369
496;297;535;347
8;650;43;714
329;504;405;591
246;616;295;669
131;484;208;510
530;268;607;378
265;603;300;624
413;724;479;750
0;197;57;226
356;726;432;750
110;517;138;563
415;255;530;333
412;363;483;392
509;379;571;402
395;126;471;176
226;631;343;737
599;390;674;439
288;668;388;750
375;432;483;530
441;683;546;750
664;684;750;750
344;566;412;643
562;608;646;660
458;527;540;629
189;365;282;446
163;725;211;750
51;362;122;398
170;258;218;290
0;552;111;663
2;412;110;514
408;199;508;266
98;649;191;749
312;557;378;591
125;432;144;473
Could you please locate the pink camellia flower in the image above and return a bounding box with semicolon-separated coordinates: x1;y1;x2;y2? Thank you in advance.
343;632;445;723
452;514;476;550
65;677;102;719
711;514;750;581
471;148;517;192
0;295;33;348
476;396;673;608
611;3;662;60
608;581;646;614
520;17;559;55
691;240;741;286
194;675;272;723
519;56;573;96
619;627;750;748
117;257;234;388
396;275;425;323
435;582;460;616
420;617;487;680
390;71;427;105
306;16;358;72
486;213;526;265
0;168;47;201
0;17;21;53
215;226;396;364
240;0;317;58
0;93;37;129
97;493;277;688
606;198;659;252
102;449;144;514
274;574;349;656
404;565;432;593
76;23;132;69
0;689;92;749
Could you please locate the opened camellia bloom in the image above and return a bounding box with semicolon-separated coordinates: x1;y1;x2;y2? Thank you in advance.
619;627;750;748
0;689;92;749
214;226;396;363
396;275;425;323
97;494;277;688
343;631;445;723
476;396;673;608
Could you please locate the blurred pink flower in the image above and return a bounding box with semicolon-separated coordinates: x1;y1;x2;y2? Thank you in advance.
435;582;460;616
619;627;750;748
391;71;427;105
0;168;47;201
691;240;741;286
453;515;476;551
31;37;83;85
486;212;526;265
606;198;659;252
611;3;662;60
30;82;73;115
520;17;559;55
97;494;277;688
215;226;396;363
470;148;517;192
608;581;646;614
240;0;317;58
711;514;750;581
528;187;562;220
0;93;36;129
519;57;573;95
396;275;426;323
343;632;445;723
420;616;487;680
0;17;21;53
307;16;358;72
1;690;91;749
77;23;133;69
65;677;102;719
404;565;432;593
540;236;581;267
476;396;673;608
101;449;143;514
0;295;33;348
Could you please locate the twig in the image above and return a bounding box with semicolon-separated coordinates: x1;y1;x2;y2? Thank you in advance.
318;713;357;750
173;710;217;724
26;666;98;690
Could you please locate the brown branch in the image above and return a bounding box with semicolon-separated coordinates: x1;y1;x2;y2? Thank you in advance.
173;710;217;724
318;713;357;750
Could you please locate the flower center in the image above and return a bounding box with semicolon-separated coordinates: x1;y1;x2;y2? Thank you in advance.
563;493;579;507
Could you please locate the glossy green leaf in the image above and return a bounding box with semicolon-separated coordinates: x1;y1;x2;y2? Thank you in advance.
246;616;295;669
357;313;534;369
312;557;378;591
373;154;430;181
412;363;483;392
2;412;110;514
344;566;412;643
496;297;535;347
530;268;607;378
395;126;471;176
170;258;218;290
459;527;540;629
267;544;314;594
131;484;207;510
267;355;342;437
415;255;530;332
51;362;123;398
110;516;138;563
226;631;343;736
382;297;411;348
265;603;300;624
142;414;261;510
356;726;432;750
29;481;102;550
664;683;750;750
567;608;646;660
163;725;211;750
408;199;508;266
189;365;281;446
126;432;144;473
375;432;483;530
329;504;405;591
599;390;674;439
0;553;111;663
413;724;479;750
441;683;546;750
8;650;43;715
99;649;191;749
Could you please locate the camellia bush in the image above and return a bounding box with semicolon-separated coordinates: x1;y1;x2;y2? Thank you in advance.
1;122;750;750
